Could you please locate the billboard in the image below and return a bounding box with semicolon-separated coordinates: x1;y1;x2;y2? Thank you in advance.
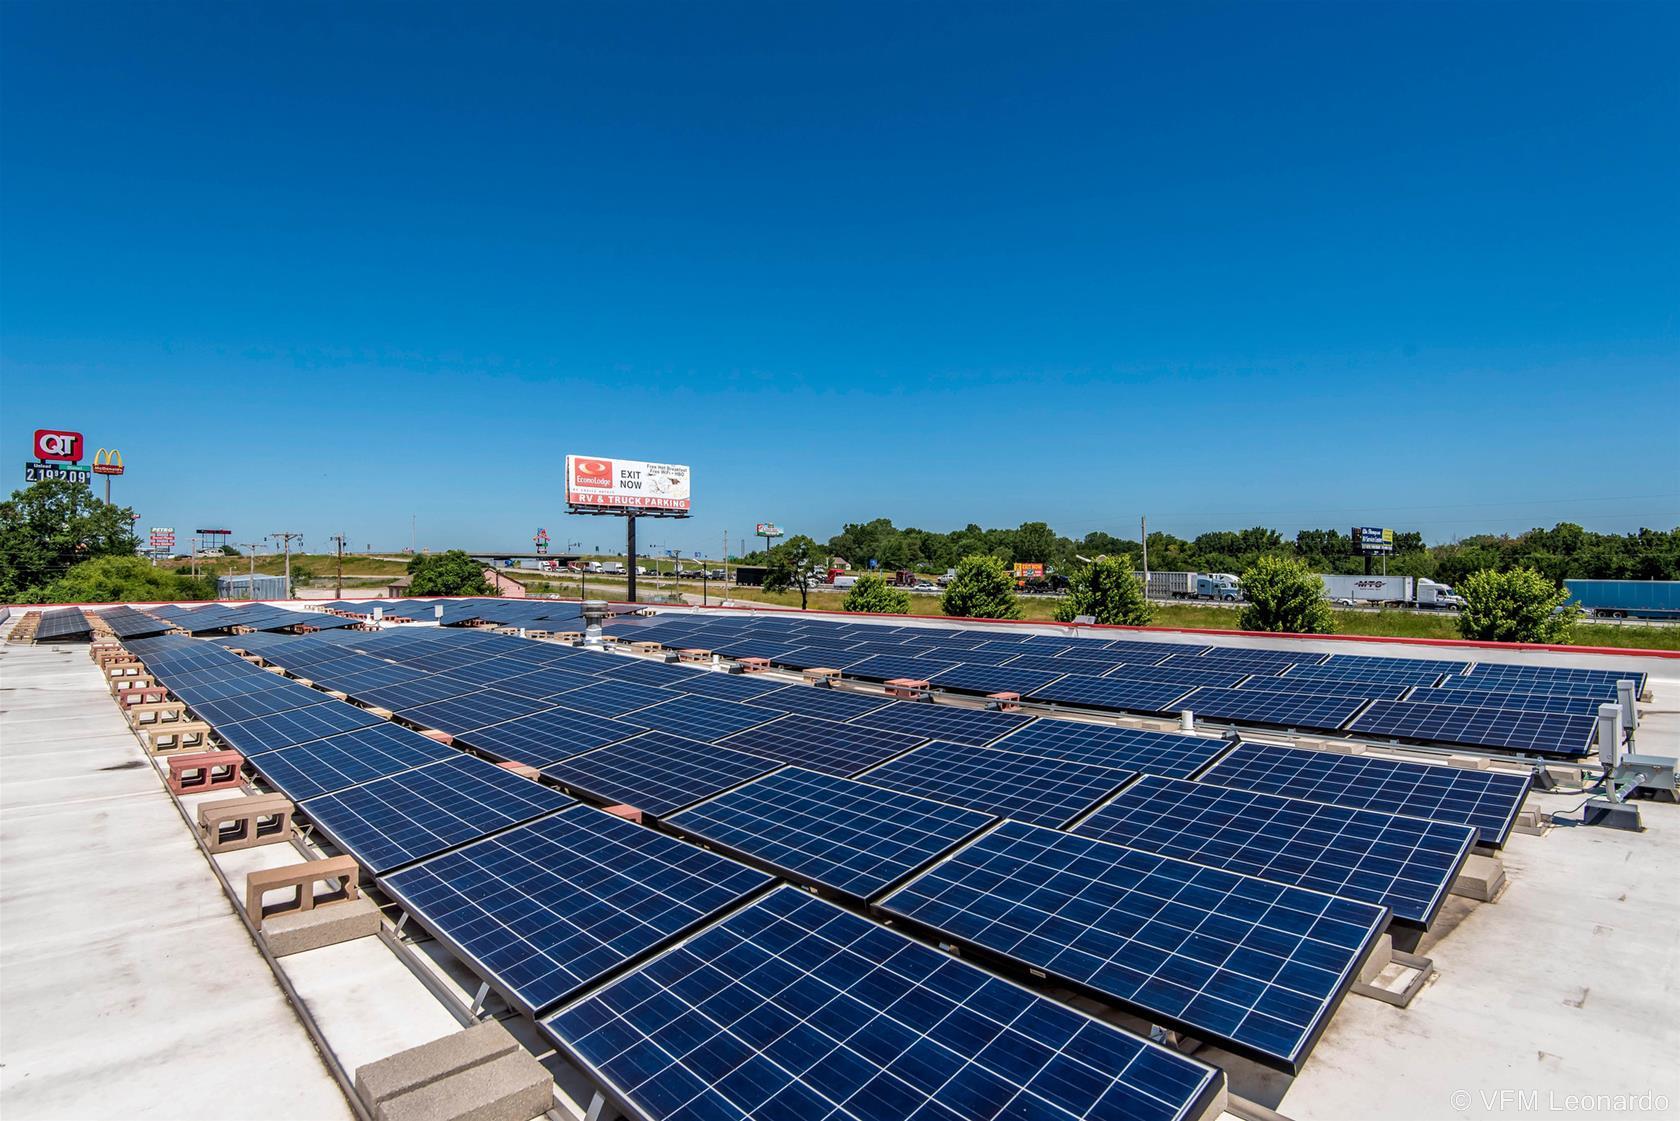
34;429;83;462
149;527;176;551
1013;562;1046;581
92;448;125;476
565;455;691;513
1353;526;1395;555
755;523;783;538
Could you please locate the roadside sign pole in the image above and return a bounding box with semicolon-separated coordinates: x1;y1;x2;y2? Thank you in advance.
626;514;638;604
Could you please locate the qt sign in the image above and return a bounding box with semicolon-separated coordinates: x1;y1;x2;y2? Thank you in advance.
34;429;84;462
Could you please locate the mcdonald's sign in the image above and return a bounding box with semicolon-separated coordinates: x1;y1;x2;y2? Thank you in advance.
92;448;125;476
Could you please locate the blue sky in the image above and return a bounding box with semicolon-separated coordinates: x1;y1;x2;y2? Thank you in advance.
3;2;1675;558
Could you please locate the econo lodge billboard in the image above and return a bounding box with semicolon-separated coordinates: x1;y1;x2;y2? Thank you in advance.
565;455;691;512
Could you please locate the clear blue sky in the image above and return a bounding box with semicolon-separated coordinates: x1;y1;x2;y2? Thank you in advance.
3;2;1676;558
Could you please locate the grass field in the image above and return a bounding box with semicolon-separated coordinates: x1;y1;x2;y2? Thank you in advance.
164;554;412;578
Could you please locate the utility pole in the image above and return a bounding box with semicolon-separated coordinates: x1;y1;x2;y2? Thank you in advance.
329;534;346;598
723;530;729;590
1141;515;1149;599
410;514;416;555
238;542;262;600
268;531;303;596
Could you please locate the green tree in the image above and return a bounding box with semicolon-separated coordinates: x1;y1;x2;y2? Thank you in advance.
0;479;142;601
406;550;492;596
940;555;1023;619
35;555;213;603
842;573;912;615
1239;555;1335;634
1457;566;1579;644
1012;521;1058;564
763;535;821;610
1055;557;1153;626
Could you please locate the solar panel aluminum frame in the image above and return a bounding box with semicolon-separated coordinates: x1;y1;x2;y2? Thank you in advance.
877;823;1390;1074
377;805;777;1019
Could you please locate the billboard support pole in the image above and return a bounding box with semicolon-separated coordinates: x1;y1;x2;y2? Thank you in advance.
626;514;638;604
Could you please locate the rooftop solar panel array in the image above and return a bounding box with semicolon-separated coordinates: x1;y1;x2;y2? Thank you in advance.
849;700;1033;746
1348;699;1597;757
1199;741;1531;846
544;886;1226;1121
246;722;456;801
1073;776;1477;928
1025;674;1197;714
858;740;1137;827
381;805;772;1016
995;722;1232;778
1170;687;1369;732
214;701;386;755
665;767;996;901
36;607;92;641
540;731;782;819
716;714;925;777
879;820;1388;1072
454;706;641;767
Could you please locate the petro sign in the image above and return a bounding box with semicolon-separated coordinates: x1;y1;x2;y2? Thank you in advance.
565;455;691;513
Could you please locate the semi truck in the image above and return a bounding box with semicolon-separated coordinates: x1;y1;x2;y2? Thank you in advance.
1318;574;1464;609
1564;579;1680;620
1137;571;1240;600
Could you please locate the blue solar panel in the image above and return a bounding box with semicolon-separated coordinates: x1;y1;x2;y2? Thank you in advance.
353;676;484;713
1321;654;1469;676
1412;687;1606;717
187;686;331;726
661;671;788;703
929;663;1071;697
1457;662;1641;698
1003;653;1127;675
618;695;777;741
1099;663;1253;689
397;689;556;737
541;731;783;818
1349;699;1597;757
879;820;1388;1072
859;740;1136;827
434;656;557;687
552;679;673;717
214;701;386;754
475;665;598;700
842;653;963;682
545;885;1225;1121
1073;776;1477;928
1281;663;1453;689
1098;639;1213;663
300;755;575;873
770;644;876;669
453;706;641;766
1233;677;1411;701
849;701;1033;746
745;684;896;721
247;722;455;801
666;767;996;901
1198;741;1532;846
596;657;703;687
715;713;925;776
1172;687;1366;731
381;804;772;1016
1025;674;1197;714
996;722;1233;778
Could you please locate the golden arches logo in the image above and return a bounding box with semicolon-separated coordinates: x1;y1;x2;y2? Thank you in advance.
92;448;125;475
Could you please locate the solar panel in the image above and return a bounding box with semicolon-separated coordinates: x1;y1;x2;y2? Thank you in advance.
1412;687;1606;717
1002;653;1127;675
1457;663;1640;698
1198;741;1532;846
745;685;896;721
996;721;1233;778
849;701;1034;746
666;767;996;901
544;885;1225;1121
842;653;963;683
453;705;641;766
878;819;1387;1072
541;731;783;818
1073;776;1476;928
549;679;672;717
770;644;876;669
300;755;575;873
1281;663;1452;689
859;740;1137;828
1321;654;1469;676
246;722;455;800
1348;699;1597;757
1233;677;1411;701
715;713;925;777
396;689;555;737
617;695;777;741
432;656;554;687
661;671;788;703
213;701;386;754
1171;687;1366;731
188;687;332;726
381;804;772;1016
596;657;704;687
490;666;601;700
1098;639;1212;663
1098;663;1254;689
928;664;1070;697
1025;674;1197;714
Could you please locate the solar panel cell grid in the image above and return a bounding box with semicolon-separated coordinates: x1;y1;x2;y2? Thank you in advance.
617;695;778;741
661;671;789;703
715;713;925;777
859;740;1136;828
1198;741;1531;846
995;722;1233;779
381;805;773;1016
246;722;455;800
848;701;1033;747
397;689;556;737
666;767;996;900
744;684;895;721
214;701;385;754
1073;776;1476;928
453;705;641;766
1349;699;1597;757
928;664;1071;697
539;679;670;717
544;885;1225;1121
879;820;1388;1071
1171;687;1367;731
541;731;782;818
1025;674;1197;714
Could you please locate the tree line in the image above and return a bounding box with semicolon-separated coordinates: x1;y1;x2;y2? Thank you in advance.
745;517;1680;584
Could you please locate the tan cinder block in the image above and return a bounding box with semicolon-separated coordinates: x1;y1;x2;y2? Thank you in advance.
246;855;360;923
1448;754;1490;771
262;895;381;957
1451;854;1507;902
198;793;294;853
374;1051;552;1121
355;1021;520;1111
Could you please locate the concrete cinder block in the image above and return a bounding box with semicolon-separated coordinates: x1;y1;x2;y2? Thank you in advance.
355;1021;521;1111
375;1051;552;1121
1448;754;1490;771
1451;854;1508;902
261;894;381;957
